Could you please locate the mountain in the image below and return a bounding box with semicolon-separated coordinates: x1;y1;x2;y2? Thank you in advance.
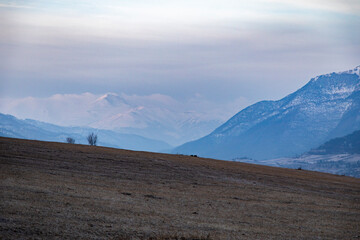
309;130;360;155
237;130;360;178
0;113;172;152
174;66;360;160
89;93;224;146
0;93;225;146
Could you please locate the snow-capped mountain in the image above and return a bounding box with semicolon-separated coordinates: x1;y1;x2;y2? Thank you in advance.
86;93;225;145
174;66;360;160
0;93;228;146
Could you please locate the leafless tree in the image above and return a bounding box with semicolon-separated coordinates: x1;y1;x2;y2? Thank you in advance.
87;133;98;146
66;137;75;144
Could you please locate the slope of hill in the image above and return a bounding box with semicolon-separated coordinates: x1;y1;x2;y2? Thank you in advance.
0;113;171;152
309;129;360;154
0;137;359;239
174;66;360;160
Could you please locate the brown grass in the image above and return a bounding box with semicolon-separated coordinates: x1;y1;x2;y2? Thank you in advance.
0;137;359;239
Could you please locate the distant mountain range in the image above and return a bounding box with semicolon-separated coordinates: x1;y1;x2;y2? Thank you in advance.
0;113;171;152
174;66;360;160
0;93;225;146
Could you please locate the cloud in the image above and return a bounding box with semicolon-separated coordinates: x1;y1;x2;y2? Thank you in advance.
1;0;359;144
0;93;96;125
0;92;249;123
1;0;359;103
271;0;360;15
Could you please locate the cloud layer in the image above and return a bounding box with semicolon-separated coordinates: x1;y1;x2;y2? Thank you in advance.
1;0;359;128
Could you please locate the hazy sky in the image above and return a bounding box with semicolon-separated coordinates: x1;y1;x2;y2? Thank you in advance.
1;0;360;106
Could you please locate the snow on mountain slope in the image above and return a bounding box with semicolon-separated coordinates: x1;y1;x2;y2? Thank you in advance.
0;93;234;145
86;94;226;145
174;66;360;160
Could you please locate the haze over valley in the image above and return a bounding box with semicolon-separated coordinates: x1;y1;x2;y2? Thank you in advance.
1;66;360;177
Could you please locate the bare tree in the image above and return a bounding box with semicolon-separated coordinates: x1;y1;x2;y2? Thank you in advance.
87;132;98;146
66;137;75;144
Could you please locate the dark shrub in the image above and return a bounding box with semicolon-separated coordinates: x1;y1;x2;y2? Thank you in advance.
87;133;97;146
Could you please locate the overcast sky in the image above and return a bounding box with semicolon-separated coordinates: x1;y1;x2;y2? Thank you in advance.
1;0;360;108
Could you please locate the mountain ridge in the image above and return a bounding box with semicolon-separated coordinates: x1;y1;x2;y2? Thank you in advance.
309;129;360;155
0;93;226;146
0;113;172;152
174;66;360;160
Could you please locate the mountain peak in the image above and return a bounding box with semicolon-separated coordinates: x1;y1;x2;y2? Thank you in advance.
310;65;360;83
174;65;360;160
94;93;128;106
97;92;119;101
333;65;359;76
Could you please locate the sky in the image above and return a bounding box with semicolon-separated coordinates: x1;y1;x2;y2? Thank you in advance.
1;0;360;121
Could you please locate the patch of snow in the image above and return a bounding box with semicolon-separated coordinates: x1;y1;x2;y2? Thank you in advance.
325;86;355;95
340;65;360;77
284;96;305;108
311;76;320;82
311;65;360;83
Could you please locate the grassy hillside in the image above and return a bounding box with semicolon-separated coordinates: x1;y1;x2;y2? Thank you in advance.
1;137;359;239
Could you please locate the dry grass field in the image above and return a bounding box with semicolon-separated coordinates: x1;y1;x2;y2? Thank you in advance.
1;137;360;239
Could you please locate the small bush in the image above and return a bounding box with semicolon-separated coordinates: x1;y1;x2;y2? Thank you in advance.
87;132;98;146
66;137;75;144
